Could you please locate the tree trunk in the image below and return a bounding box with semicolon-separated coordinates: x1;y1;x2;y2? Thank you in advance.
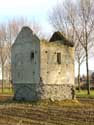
1;65;4;93
78;62;80;92
9;69;12;92
86;48;90;95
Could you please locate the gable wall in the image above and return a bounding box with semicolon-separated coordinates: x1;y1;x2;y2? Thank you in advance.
11;32;40;84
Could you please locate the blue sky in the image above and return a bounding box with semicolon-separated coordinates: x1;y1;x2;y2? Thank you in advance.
0;0;56;18
0;0;60;35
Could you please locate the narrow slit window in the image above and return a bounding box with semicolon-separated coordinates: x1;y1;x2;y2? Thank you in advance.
57;53;61;64
31;52;34;60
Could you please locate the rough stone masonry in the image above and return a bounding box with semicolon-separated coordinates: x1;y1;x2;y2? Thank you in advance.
11;26;75;101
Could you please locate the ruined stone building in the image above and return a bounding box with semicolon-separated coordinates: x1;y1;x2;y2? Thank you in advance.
11;27;74;101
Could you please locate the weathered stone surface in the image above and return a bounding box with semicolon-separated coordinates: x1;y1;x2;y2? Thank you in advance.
13;84;40;101
40;84;74;101
11;27;40;84
13;84;74;101
40;40;74;86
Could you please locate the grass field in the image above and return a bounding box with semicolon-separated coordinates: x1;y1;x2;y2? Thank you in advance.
0;88;13;94
76;90;94;98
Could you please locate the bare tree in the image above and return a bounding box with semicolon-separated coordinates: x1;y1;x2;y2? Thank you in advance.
75;41;86;91
49;2;71;37
0;24;8;92
71;0;94;94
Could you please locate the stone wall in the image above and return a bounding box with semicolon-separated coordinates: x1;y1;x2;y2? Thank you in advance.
40;40;74;85
12;27;41;101
13;84;40;101
13;83;75;101
12;27;40;84
39;40;75;100
40;84;74;101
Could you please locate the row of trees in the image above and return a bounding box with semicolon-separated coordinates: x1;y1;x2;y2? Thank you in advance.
0;18;43;92
48;0;94;94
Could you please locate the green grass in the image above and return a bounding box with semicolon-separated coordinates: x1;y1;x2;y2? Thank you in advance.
0;88;13;95
76;90;94;98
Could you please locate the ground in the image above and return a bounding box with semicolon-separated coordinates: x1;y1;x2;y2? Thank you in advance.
0;94;94;125
0;90;94;125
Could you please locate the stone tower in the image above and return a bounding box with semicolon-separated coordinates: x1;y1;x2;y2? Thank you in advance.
11;27;75;101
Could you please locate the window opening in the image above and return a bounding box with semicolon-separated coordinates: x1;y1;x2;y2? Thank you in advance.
31;52;34;60
57;52;61;64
